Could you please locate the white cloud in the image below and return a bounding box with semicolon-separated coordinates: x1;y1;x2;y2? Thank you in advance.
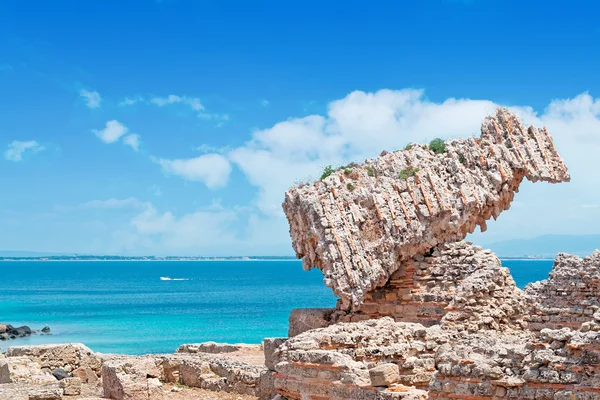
93;120;129;144
80;89;101;109
123;134;141;151
155;153;232;189
261;99;270;107
119;96;144;106
4;140;45;162
151;94;205;111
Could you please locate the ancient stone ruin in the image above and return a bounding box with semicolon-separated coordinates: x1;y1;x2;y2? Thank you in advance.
283;108;569;309
267;108;600;399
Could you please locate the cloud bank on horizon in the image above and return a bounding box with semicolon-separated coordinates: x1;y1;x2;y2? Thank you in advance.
1;0;599;256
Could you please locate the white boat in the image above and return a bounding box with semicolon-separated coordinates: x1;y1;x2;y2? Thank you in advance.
160;276;189;281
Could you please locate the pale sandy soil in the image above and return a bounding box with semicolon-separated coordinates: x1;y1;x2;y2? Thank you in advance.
160;384;258;400
75;381;258;400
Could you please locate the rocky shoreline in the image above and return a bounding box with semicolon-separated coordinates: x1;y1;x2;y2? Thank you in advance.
0;324;51;343
2;109;600;399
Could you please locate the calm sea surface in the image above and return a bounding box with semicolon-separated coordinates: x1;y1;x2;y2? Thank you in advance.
0;259;553;355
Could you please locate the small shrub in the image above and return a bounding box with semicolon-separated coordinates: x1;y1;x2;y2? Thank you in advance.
367;166;376;177
320;165;335;180
459;154;466;164
405;144;413;150
429;138;446;154
346;183;355;191
399;166;420;180
343;168;352;175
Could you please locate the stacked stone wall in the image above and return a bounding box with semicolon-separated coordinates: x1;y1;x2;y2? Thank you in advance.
525;251;600;331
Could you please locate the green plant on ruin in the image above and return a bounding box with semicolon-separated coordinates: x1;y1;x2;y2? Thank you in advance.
343;168;353;175
459;154;466;164
346;183;355;191
429;138;446;154
399;166;420;180
320;165;335;180
405;143;413;150
367;166;376;177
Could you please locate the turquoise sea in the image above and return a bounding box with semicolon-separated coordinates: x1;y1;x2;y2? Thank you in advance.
0;259;553;355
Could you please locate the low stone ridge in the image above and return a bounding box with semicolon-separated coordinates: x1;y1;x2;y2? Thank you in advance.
177;342;263;355
6;343;101;375
283;108;570;309
525;250;600;331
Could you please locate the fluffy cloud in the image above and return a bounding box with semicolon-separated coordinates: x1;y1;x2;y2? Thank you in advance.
4;140;45;161
154;153;232;189
123;134;141;151
151;94;205;111
97;200;292;256
80;89;101;109
93;120;129;143
119;96;144;106
93;121;141;151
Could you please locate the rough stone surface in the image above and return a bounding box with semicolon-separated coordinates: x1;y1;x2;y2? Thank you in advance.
176;342;262;355
331;241;528;332
262;339;286;371
0;357;57;385
369;363;400;386
288;308;333;336
0;383;62;400
160;353;265;397
102;357;162;400
6;344;101;375
59;377;81;396
282;108;570;309
525;250;600;331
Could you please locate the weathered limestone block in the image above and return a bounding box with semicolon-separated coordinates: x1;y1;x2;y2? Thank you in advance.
525;250;600;331
263;338;287;370
74;366;100;385
6;343;101;375
369;363;400;386
0;356;57;385
283;108;569;309
102;357;162;400
0;383;62;400
159;353;265;396
288;308;333;336
60;376;82;396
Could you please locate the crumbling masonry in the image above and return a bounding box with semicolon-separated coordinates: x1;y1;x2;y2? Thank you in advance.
270;108;600;399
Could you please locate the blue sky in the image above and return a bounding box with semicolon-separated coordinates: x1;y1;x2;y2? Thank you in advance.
1;0;599;255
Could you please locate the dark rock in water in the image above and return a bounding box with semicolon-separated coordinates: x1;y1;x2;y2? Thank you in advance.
41;325;51;333
52;369;69;380
11;325;31;337
0;323;33;340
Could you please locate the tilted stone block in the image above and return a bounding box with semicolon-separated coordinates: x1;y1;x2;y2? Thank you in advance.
283;108;569;309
